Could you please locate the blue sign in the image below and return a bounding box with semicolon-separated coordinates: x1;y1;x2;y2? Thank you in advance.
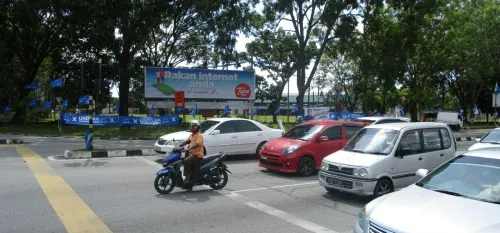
61;114;180;126
50;78;63;88
79;95;89;105
119;115;180;126
62;114;120;126
144;67;255;100
329;111;365;120
24;83;39;90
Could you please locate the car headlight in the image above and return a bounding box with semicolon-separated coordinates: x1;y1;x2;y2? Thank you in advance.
357;207;367;228
353;168;368;177
321;161;329;171
282;145;300;154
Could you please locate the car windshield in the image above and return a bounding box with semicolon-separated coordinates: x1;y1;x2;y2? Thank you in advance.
343;128;400;155
352;119;375;124
480;130;500;144
197;120;219;133
416;155;500;204
282;124;322;141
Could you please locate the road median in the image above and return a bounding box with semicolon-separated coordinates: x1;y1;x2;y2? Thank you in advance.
64;148;160;159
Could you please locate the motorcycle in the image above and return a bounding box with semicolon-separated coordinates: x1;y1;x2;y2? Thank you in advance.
154;145;231;194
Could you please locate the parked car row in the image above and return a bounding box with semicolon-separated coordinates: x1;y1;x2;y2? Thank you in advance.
153;117;500;233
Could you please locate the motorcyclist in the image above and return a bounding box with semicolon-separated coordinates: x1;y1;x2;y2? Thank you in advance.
178;120;204;189
296;116;304;125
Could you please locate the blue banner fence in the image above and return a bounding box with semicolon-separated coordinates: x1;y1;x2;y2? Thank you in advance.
61;114;181;126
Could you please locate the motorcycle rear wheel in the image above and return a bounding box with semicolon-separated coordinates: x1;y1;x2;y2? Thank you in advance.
209;169;228;190
154;174;175;194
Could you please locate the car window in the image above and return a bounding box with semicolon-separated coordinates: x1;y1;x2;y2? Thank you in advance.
320;126;342;141
400;130;423;156
215;121;237;134
344;125;363;139
423;129;442;152
416;155;500;204
479;130;500;144
440;128;452;149
375;120;388;124
199;120;219;133
283;124;322;141
236;120;261;132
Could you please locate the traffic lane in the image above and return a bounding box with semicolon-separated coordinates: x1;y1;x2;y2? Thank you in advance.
453;128;490;138
456;141;474;153
47;157;310;233
0;146;66;233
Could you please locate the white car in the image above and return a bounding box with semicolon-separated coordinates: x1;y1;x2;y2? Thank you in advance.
319;122;456;197
355;147;500;233
352;116;410;125
154;118;284;156
468;127;500;151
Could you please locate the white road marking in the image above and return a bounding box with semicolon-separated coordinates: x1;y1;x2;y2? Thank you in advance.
135;157;339;233
233;181;318;193
245;201;338;233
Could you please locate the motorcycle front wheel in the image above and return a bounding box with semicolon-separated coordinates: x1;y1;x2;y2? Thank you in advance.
209;169;228;190
154;174;175;194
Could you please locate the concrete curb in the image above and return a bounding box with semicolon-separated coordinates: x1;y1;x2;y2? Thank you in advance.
0;139;24;144
455;137;480;142
8;133;156;140
64;149;160;159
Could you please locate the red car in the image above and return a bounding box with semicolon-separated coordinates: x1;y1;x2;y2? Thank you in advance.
258;121;365;176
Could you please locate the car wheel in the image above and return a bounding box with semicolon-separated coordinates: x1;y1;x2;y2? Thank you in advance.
256;141;267;157
373;178;394;197
297;156;315;177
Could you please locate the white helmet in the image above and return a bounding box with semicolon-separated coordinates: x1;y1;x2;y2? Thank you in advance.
190;120;201;127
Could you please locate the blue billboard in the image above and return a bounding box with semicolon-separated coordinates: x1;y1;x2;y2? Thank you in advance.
61;114;180;126
144;67;255;100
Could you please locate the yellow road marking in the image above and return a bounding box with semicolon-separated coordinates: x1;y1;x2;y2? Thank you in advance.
15;145;113;233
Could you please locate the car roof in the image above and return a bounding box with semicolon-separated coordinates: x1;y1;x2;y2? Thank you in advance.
357;116;410;121
366;122;448;130
462;147;500;160
203;117;272;129
302;120;364;126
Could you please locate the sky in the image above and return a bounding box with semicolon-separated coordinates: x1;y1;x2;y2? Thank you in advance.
111;4;363;98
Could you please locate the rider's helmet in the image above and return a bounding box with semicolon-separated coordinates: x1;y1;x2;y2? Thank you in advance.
190;120;201;133
296;116;304;124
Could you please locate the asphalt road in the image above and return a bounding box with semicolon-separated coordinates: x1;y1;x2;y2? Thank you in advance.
0;138;475;233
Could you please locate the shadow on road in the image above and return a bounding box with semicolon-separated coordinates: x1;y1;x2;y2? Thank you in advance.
63;160;109;168
257;168;318;181
154;188;221;204
321;190;373;208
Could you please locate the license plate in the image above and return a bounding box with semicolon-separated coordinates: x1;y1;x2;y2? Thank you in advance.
326;177;343;186
262;156;267;160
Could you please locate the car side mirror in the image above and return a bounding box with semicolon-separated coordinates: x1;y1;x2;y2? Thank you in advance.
210;130;220;135
416;169;429;178
475;138;480;143
318;136;329;142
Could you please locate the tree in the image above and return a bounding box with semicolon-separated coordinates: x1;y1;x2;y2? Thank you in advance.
245;29;313;122
263;0;359;115
0;0;85;123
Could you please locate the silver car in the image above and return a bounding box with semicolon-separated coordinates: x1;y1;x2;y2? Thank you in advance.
355;147;500;233
468;127;500;151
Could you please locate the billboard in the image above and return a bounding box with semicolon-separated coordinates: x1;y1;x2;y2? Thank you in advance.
302;107;330;121
144;67;255;100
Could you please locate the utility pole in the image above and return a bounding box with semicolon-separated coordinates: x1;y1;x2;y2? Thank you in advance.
98;59;102;114
287;78;290;123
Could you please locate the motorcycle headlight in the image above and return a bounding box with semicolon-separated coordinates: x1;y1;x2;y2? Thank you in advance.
321;161;329;171
282;145;300;154
353;168;368;177
357;207;367;228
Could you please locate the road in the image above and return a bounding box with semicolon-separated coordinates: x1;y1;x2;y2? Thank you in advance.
0;136;475;233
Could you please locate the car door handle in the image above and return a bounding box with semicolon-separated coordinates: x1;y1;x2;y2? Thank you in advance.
231;135;237;138
418;157;423;161
257;133;263;136
440;154;444;157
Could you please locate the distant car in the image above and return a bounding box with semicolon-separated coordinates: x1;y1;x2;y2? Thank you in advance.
468;127;500;151
154;118;283;156
352;116;410;125
258;121;366;176
355;147;500;233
